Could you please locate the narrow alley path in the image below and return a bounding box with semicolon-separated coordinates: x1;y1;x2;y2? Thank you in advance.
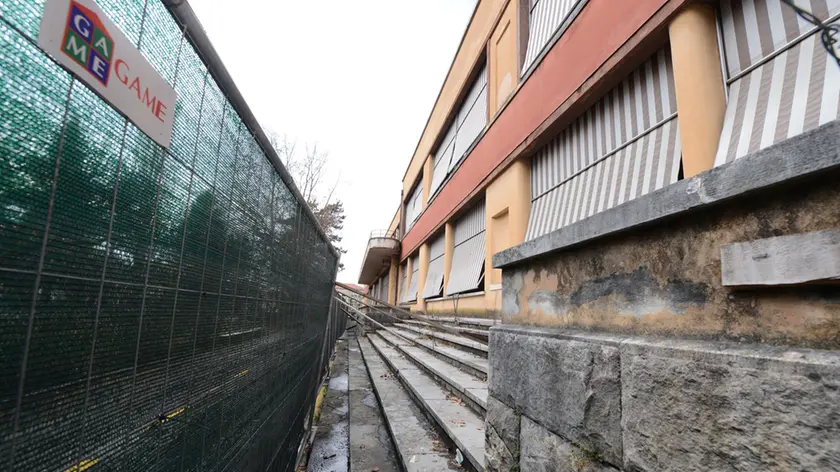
307;337;349;472
348;331;400;472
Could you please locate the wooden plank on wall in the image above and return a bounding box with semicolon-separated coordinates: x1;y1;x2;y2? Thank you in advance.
721;228;840;287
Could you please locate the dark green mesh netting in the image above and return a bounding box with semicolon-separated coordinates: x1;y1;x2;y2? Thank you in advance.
0;1;343;470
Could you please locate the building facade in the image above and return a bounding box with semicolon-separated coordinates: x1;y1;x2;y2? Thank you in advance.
359;0;840;316
359;1;840;469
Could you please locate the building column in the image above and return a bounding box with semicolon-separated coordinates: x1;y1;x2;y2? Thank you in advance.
442;222;455;294
669;3;726;178
484;158;531;311
417;243;430;311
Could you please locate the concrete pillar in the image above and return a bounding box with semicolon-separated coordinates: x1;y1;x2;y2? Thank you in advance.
669;3;726;178
417;243;430;311
387;255;398;305
485;158;531;303
422;155;433;210
443;222;455;294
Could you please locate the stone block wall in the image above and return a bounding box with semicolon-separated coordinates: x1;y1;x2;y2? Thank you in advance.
486;112;840;472
486;325;840;471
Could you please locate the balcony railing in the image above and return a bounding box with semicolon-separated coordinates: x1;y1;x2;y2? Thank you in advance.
370;228;400;239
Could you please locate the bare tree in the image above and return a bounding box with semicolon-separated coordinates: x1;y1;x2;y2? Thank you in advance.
269;131;347;269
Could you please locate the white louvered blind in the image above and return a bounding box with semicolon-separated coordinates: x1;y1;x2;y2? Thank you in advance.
405;183;423;232
422;233;446;299
446;201;486;296
428;66;488;200
406;253;420;302
522;0;585;74
715;0;840;166
526;48;681;241
380;272;389;302
399;263;408;304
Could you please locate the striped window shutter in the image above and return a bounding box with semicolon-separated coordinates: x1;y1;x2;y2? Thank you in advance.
522;0;585;75
428;65;488;201
405;183;423;232
526;47;681;241
429;123;457;199
406;253;420;302
422;233;446;299
450;68;488;170
399;263;408;303
446;200;486;296
715;0;840;166
381;273;389;302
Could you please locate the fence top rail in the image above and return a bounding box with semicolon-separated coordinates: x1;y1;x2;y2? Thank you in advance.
162;0;339;260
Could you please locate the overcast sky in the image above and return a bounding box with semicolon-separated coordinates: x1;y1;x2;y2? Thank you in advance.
191;0;477;282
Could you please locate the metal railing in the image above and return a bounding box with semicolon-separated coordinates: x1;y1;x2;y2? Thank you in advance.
369;228;400;239
0;1;341;470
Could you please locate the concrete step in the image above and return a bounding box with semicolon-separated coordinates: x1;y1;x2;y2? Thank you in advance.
402;319;490;340
394;323;489;357
420;316;501;330
367;333;486;472
356;336;455;471
376;330;488;416
386;326;488;380
348;331;400;472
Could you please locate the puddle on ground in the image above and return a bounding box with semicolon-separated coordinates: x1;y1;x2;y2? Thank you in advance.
329;372;348;392
307;420;349;472
362;391;378;409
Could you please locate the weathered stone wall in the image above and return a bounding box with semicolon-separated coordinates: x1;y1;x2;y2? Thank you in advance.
487;123;840;470
496;122;840;350
486;325;840;472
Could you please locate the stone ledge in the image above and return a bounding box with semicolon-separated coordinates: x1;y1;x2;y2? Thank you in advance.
493;120;840;269
489;330;623;466
491;324;628;347
485;396;521;472
520;416;619;472
487;326;840;471
622;338;840;471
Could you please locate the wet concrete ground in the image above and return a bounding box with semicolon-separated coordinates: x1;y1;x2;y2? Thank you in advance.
307;336;349;472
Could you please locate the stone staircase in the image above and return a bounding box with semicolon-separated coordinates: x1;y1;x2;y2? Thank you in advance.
355;316;496;471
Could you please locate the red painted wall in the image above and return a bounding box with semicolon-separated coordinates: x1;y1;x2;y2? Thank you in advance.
401;0;671;259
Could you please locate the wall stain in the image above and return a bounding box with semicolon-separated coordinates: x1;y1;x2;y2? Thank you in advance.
502;171;840;350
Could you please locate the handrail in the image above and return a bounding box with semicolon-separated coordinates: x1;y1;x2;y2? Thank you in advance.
369;229;400;239
335;282;487;346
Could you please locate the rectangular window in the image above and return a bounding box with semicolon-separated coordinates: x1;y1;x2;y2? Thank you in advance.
380;271;389;303
404;182;423;232
422;232;446;299
399;262;408;304
406;253;420;302
446;200;486;296
428;65;488;200
526;47;681;241
715;0;840;166
521;0;586;75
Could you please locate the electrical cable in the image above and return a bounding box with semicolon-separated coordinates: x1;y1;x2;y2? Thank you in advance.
781;0;840;67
